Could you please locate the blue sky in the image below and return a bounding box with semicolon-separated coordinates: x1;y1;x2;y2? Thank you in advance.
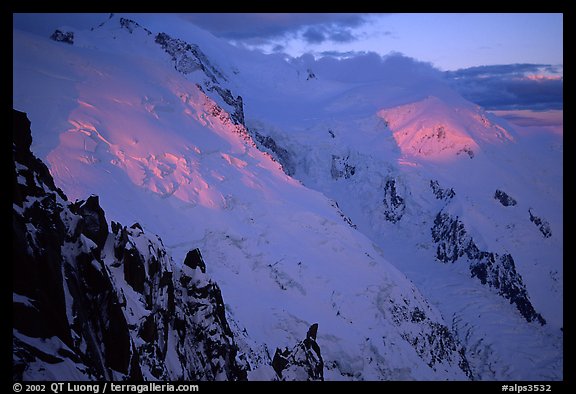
13;13;563;111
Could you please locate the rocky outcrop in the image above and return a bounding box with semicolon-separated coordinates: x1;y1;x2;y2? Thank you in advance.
430;180;455;201
119;17;152;35
388;302;472;378
330;155;356;180
254;132;296;176
206;85;245;126
382;178;405;223
50;30;74;44
494;190;517;207
154;30;248;127
183;248;207;273
12;109;247;380
431;211;545;325
330;200;357;229
109;224;247;380
154;32;249;127
12;111;69;342
431;212;468;264
272;324;324;381
13;109;137;380
155;32;226;83
457;146;475;159
69;196;109;253
306;69;316;80
528;209;552;238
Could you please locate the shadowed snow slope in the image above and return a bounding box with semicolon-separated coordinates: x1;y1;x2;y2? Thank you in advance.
13;14;561;380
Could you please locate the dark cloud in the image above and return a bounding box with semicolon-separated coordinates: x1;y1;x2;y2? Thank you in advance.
300;24;357;44
303;27;326;43
445;64;563;110
177;13;369;40
448;64;547;78
177;13;370;47
272;44;285;53
328;29;356;43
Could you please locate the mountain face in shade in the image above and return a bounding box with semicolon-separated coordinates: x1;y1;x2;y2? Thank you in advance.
13;14;561;381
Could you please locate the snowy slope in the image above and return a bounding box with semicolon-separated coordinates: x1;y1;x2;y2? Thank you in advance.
230;44;563;380
12;14;562;380
13;16;474;380
163;16;563;380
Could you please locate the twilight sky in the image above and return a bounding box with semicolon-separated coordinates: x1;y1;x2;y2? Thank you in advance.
177;13;563;71
13;13;563;111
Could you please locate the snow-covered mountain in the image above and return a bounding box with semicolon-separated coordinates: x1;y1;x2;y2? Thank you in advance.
12;14;562;381
13;109;328;381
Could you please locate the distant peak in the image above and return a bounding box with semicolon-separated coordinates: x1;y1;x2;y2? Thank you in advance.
378;96;513;162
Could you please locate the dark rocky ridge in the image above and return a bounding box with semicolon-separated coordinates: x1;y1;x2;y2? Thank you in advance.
331;155;356;180
154;31;245;127
382;178;406;223
330;200;357;229
494;189;517;207
387;298;473;379
431;210;545;325
254;132;296;176
155;32;226;83
206;85;245;126
528;209;552;238
430;180;455;201
119;17;152;35
50;30;74;44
